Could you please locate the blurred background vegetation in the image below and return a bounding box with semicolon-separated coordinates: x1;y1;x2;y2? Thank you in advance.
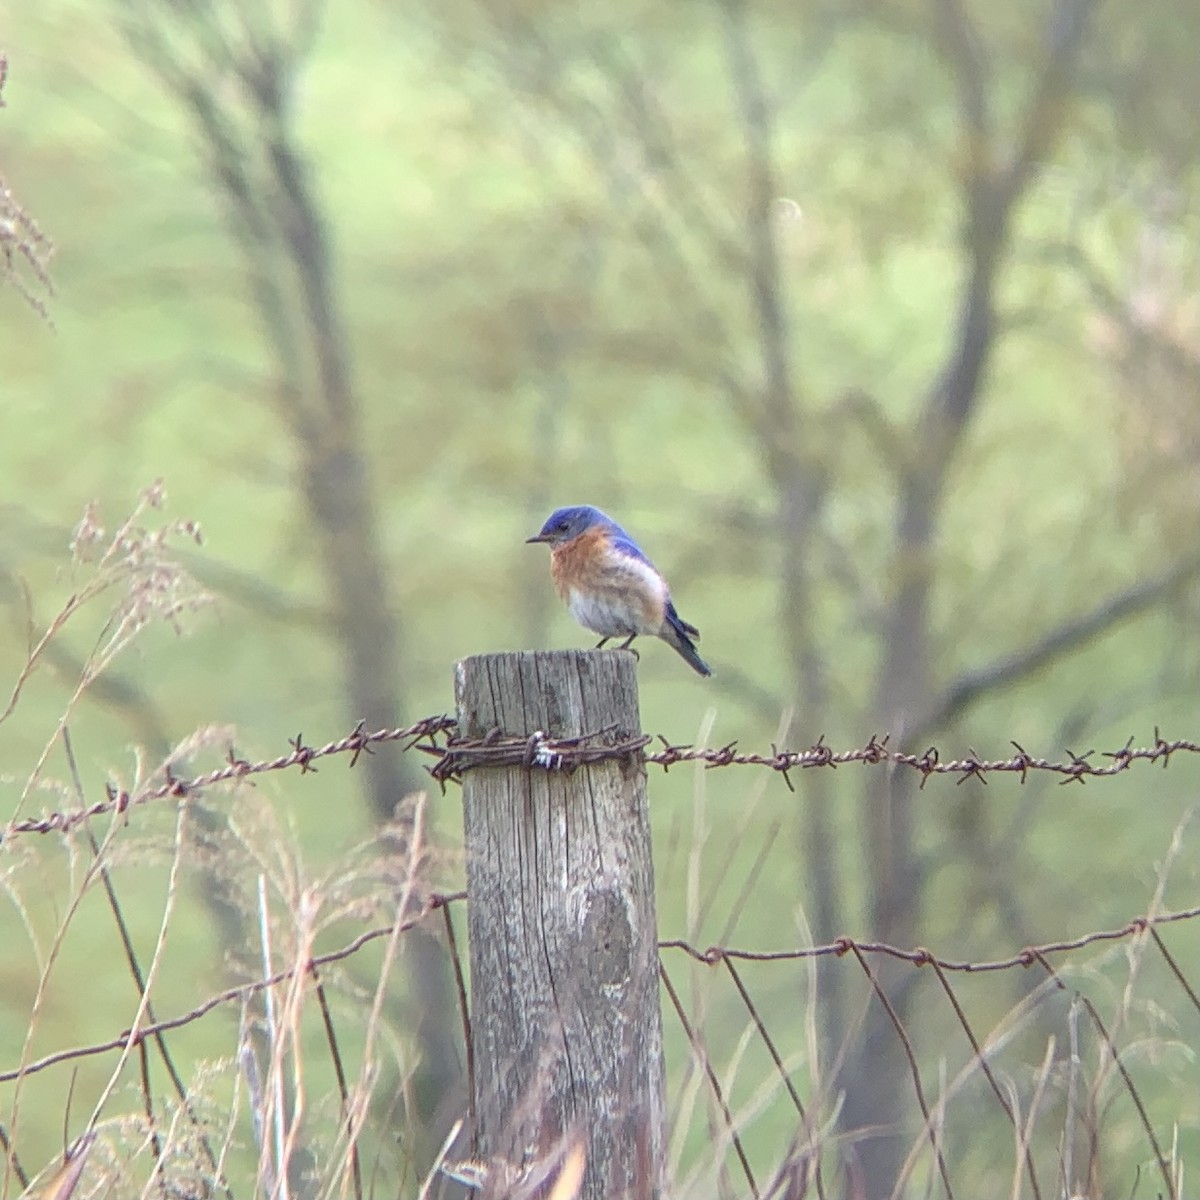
2;1;1199;1197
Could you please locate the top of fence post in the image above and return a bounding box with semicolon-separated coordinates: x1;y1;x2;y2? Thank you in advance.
455;649;666;1200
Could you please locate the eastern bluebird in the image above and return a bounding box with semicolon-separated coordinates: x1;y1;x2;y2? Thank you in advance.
526;505;713;677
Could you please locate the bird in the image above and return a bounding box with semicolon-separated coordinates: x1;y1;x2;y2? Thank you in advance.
526;505;713;677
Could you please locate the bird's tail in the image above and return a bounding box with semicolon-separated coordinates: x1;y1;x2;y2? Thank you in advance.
663;606;713;677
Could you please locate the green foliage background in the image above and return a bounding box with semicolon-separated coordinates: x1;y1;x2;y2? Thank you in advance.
2;0;1199;1194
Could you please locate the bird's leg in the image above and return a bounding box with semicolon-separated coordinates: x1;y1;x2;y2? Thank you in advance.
594;637;610;649
618;633;640;660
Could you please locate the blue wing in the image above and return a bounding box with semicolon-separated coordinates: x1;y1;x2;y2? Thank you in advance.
607;529;656;569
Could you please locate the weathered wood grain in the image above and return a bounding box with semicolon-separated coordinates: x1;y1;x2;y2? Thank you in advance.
456;649;665;1200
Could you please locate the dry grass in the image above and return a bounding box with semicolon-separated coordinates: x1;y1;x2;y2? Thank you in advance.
1;488;1196;1200
0;53;55;326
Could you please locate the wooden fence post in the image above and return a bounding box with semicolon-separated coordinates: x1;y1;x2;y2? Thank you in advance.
455;650;666;1200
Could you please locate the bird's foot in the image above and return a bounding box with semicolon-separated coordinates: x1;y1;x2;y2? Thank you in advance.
618;634;640;660
594;637;610;649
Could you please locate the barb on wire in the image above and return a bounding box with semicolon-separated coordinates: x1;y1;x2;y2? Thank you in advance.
5;715;456;837
642;729;1200;790
423;725;650;784
5;715;1197;838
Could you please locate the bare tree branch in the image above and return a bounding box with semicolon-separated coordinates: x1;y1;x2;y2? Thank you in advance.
1003;0;1101;200
931;0;993;155
915;553;1200;738
1048;238;1200;384
113;0;463;1162
854;4;1103;1192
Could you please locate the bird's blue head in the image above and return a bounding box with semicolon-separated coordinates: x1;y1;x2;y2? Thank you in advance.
526;505;612;546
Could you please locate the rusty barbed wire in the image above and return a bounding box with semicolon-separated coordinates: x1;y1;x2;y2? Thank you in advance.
4;717;1198;838
425;725;652;781
5;710;1195;1199
646;728;1200;790
4;715;456;837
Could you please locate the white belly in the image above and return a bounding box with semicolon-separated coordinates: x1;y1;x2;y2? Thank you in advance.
567;587;657;638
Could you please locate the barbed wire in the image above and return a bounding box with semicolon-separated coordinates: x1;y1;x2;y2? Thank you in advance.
4;716;1198;838
642;729;1200;789
3;716;455;837
5;712;1196;1200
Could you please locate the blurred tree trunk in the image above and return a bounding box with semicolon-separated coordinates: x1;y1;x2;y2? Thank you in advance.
716;0;845;1024
457;4;1116;1195
838;3;1099;1191
433;5;1105;1192
115;0;463;1168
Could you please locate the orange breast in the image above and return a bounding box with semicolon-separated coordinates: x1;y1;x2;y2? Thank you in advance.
550;526;612;599
549;526;667;634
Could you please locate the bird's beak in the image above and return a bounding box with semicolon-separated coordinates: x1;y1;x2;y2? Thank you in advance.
525;533;552;544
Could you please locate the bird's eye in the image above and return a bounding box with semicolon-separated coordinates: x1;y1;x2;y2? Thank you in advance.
556;520;569;532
